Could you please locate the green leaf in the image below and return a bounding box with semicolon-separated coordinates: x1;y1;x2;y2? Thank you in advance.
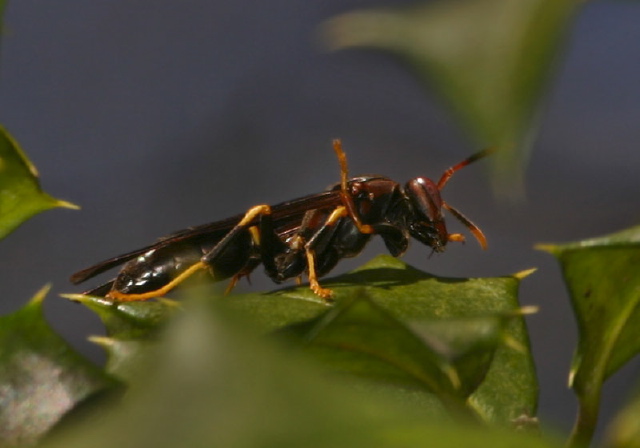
61;295;179;381
0;286;117;447
42;300;554;448
226;255;538;426
538;226;640;391
69;256;536;425
538;226;640;446
0;126;78;239
88;337;159;383
321;0;579;195
65;294;178;340
286;294;526;420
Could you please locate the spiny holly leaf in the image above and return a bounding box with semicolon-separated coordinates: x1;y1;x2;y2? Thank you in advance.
285;294;527;420
538;226;640;396
70;255;536;425
61;295;179;381
226;255;538;426
0;126;78;239
321;0;579;195
406;311;528;400
42;300;555;448
0;286;117;447
88;337;158;383
64;294;178;340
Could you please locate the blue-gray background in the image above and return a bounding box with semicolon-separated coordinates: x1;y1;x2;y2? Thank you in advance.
0;0;638;436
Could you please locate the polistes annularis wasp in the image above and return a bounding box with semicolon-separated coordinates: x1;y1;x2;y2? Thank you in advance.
71;140;492;302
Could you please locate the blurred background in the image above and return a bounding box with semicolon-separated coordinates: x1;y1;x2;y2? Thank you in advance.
0;0;638;437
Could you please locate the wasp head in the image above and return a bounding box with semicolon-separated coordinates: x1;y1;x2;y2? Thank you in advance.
404;177;449;252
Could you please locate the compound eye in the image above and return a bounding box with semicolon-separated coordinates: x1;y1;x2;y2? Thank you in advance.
405;177;442;223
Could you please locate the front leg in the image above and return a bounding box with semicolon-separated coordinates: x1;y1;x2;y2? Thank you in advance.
303;206;349;300
258;205;349;301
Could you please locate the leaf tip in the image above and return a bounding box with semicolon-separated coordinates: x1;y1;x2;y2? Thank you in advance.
534;243;558;255
512;267;537;280
503;335;527;353
568;368;576;388
318;10;399;52
60;292;91;304
56;199;81;210
30;284;52;306
88;335;115;349
157;297;182;309
60;293;115;311
519;305;539;316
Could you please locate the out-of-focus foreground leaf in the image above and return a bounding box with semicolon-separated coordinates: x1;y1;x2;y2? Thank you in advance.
0;287;117;447
322;0;579;194
605;384;640;448
538;225;640;445
43;300;556;448
0;1;6;29
0;126;78;239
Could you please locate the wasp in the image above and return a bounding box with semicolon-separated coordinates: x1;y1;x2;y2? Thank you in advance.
71;140;491;302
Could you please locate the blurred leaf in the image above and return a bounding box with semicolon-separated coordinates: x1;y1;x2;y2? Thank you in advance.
0;286;117;447
88;337;157;383
605;384;640;448
538;226;640;446
0;1;6;29
538;226;640;391
322;0;579;195
42;300;554;448
0;126;78;239
226;255;538;426
61;294;179;381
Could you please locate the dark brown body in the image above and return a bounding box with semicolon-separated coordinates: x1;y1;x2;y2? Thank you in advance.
71;142;490;301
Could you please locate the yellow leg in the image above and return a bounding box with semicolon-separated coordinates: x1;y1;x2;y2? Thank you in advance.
237;204;272;226
305;249;333;300
447;233;465;244
108;205;274;302
303;205;349;301
225;274;242;295
107;261;208;302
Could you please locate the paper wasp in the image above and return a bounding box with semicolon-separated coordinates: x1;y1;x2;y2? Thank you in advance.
71;140;491;302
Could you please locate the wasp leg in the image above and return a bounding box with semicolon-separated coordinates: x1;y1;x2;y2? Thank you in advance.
109;205;271;302
256;201;348;301
303;206;348;300
257;208;296;283
199;205;272;293
108;260;209;301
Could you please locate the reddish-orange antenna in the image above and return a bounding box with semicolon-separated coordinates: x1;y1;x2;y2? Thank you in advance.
443;202;488;249
437;147;495;249
437;147;496;190
332;139;349;194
